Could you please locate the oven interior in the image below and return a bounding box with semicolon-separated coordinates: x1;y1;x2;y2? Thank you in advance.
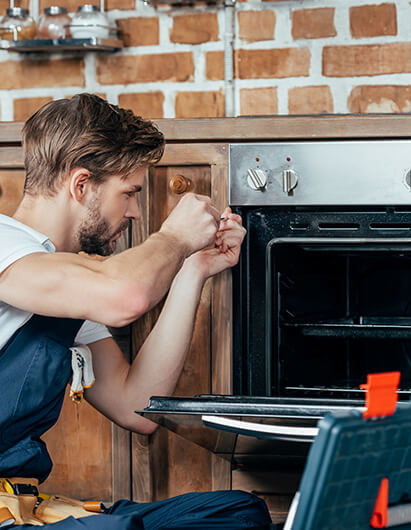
271;241;411;400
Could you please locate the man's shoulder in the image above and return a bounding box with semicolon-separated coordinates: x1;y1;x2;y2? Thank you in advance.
0;215;53;250
0;215;50;275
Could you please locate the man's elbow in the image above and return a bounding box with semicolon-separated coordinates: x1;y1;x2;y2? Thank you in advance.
135;421;158;435
117;414;158;435
107;285;151;327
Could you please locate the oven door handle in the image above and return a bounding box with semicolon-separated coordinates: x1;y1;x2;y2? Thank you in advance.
202;415;318;442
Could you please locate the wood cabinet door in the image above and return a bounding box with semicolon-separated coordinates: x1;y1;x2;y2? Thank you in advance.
0;153;130;503
130;144;232;502
0;169;25;215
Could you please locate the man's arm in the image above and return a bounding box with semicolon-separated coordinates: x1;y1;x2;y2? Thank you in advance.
0;193;219;327
85;210;246;434
85;264;205;434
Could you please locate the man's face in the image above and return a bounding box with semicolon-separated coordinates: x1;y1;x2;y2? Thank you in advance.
77;167;146;256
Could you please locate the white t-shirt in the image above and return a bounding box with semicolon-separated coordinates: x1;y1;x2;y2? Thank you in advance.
0;214;112;350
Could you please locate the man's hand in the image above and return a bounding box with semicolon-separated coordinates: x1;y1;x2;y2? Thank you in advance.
184;207;246;279
159;193;220;257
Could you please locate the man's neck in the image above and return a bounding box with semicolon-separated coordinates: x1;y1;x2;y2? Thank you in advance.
13;195;77;252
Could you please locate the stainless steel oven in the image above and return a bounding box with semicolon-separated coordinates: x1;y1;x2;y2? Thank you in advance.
138;140;411;468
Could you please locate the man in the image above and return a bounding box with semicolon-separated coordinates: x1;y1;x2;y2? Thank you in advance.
0;94;271;529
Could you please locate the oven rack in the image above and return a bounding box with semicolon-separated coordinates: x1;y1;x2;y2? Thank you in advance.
283;316;411;339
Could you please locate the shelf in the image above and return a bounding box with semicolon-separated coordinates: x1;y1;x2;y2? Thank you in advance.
0;37;123;52
283;316;411;339
146;0;229;6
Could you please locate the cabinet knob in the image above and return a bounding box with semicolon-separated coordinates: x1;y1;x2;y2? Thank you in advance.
169;175;192;195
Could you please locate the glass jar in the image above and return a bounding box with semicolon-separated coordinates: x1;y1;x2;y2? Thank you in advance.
0;7;36;41
70;5;110;39
36;6;72;39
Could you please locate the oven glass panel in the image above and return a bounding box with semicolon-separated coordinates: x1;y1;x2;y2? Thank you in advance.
270;242;411;400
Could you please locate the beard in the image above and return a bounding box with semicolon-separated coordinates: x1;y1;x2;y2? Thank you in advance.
77;197;129;256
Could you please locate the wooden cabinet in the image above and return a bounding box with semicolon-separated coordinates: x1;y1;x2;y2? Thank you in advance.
129;144;232;501
0;170;25;215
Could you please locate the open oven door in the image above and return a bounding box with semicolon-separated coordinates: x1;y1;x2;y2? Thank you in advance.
136;395;364;468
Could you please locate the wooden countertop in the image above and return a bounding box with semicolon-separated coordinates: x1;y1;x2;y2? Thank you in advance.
2;114;411;144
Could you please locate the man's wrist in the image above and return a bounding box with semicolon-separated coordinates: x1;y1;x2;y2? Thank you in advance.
180;254;209;285
153;229;190;260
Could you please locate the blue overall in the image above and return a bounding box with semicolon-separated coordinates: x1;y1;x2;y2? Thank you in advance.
0;314;271;529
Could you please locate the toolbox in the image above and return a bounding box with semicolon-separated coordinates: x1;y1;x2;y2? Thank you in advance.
284;372;411;529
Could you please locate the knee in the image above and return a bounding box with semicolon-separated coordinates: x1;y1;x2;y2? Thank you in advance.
230;489;265;506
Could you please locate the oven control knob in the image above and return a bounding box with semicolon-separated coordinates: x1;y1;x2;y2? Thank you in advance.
282;169;298;194
247;168;267;190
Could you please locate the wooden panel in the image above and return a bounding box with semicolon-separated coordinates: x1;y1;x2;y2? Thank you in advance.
154;115;411;141
110;320;132;502
6;115;411;145
0;170;25;216
0;147;24;168
211;454;231;491
210;157;232;397
160;143;227;166
0;122;23;143
232;470;301;523
42;397;113;501
131;164;214;501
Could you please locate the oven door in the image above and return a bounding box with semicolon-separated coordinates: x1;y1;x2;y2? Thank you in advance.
137;395;364;468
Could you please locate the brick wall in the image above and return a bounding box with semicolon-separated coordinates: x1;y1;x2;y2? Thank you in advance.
1;0;411;120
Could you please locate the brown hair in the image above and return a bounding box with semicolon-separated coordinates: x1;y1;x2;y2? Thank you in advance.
22;93;165;196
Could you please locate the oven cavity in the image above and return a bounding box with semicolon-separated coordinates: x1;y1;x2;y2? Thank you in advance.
271;239;411;401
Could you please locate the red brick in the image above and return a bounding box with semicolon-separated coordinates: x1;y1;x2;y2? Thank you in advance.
292;8;336;40
14;97;53;121
348;85;411;113
0;59;85;89
206;51;234;80
96;53;194;84
170;13;219;44
39;0;134;11
323;43;411;77
288;86;333;114
116;17;159;47
175;91;225;118
238;48;310;79
240;87;277;115
118;92;164;119
64;93;107;101
238;11;276;42
350;3;397;38
106;0;134;10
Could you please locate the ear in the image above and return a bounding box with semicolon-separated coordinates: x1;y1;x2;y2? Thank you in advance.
68;168;92;203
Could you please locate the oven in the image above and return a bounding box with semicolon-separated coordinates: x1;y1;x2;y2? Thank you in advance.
138;140;411;469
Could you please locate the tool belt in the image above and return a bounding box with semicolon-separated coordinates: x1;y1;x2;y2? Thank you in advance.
0;478;103;526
